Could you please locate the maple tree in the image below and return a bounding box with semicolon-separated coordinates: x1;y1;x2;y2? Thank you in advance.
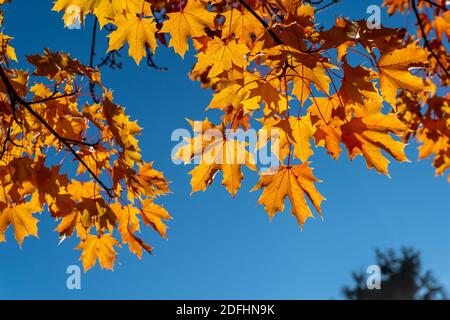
0;0;448;271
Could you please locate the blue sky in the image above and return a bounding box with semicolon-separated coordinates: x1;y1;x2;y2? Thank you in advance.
0;0;449;299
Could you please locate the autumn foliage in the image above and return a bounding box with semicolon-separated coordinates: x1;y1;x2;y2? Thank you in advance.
0;0;448;271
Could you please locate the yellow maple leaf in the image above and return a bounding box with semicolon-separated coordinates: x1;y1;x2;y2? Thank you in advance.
77;234;120;271
160;0;216;58
108;12;157;65
67;181;103;201
0;33;17;63
111;202;148;259
307;95;345;160
52;0;94;27
174;120;256;197
273;116;316;162
378;44;431;107
196;37;249;78
289;59;333;105
93;0;126;28
222;8;263;44
252;164;325;228
55;211;78;237
341;100;409;175
137;162;171;197
141;199;171;238
207;71;285;114
0;200;41;246
191;137;255;197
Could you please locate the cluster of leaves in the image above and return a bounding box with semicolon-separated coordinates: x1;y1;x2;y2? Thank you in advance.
0;3;171;271
384;0;450;182
52;0;446;227
0;0;448;271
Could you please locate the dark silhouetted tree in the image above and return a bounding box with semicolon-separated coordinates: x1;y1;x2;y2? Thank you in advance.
343;247;447;300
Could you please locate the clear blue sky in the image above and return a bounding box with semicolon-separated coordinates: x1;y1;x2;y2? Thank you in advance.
0;0;449;299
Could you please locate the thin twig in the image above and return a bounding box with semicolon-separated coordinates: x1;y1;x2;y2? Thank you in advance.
89;17;100;103
423;0;448;11
146;46;167;71
28;90;80;105
411;0;450;78
238;0;283;45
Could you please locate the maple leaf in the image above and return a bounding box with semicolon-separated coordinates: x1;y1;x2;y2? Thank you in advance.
275;116;316;162
77;234;120;271
307;95;345;160
340;100;409;175
160;0;216;58
435;13;450;41
339;61;380;106
141;198;171;238
257;115;315;163
52;0;94;26
222;7;263;44
208;82;256;113
136;162;171;197
0;198;41;246
27;49;100;84
192;137;255;196
108;12;158;65
415;96;450;181
281;48;333;105
55;211;78;238
207;71;285;114
0;33;17;63
418;120;450;180
92;0;127;28
111;202;151;259
174;119;256;197
378;44;431;107
196;38;249;78
383;0;410;15
252;164;325;228
102;91;142;166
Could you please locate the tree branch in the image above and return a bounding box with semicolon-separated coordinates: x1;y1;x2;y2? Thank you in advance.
28;90;80;105
238;0;283;45
411;0;450;78
239;0;321;52
0;65;114;197
423;0;448;11
89;17;101;103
